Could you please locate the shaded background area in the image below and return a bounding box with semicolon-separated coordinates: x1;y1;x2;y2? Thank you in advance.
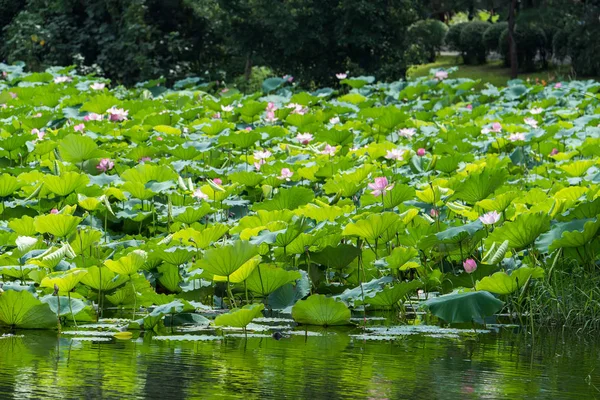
0;1;599;87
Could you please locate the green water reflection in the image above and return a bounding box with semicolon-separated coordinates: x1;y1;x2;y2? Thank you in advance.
0;329;598;399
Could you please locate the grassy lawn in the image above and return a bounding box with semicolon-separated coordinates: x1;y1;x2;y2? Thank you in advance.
407;55;572;87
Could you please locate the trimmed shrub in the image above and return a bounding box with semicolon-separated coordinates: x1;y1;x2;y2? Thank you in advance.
567;23;600;77
552;29;569;61
499;24;546;72
446;22;467;54
483;22;508;54
459;21;491;65
407;19;448;63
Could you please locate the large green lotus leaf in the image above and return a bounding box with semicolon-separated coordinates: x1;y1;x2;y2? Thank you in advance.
197;241;258;277
380;247;419;269
29;243;76;269
358;280;421;308
8;216;37;236
213;256;261;283
452;168;507;204
0;174;21;197
323;179;363;197
487;212;551;251
158;246;194;266
231;210;294;235
213;303;265;328
268;270;311;310
120;164;178;183
360;183;416;209
229;171;264;187
435;220;483;244
157;263;182;292
220;131;261;149
559;160;595;177
476;191;519;212
239;100;267;119
58;134;107;164
245;264;302;296
173;204;213;224
291;294;351;326
309;244;361;269
34;214;82;238
420;290;503;323
80;93;121;113
69;228;103;255
171;225;228;249
40;295;92;321
559;198;600;221
104;250;148;276
121;181;155;200
342;212;400;242
481;240;509;265
0;290;56;329
40;268;88;293
536;218;600;253
252;187;315;211
475;267;544;295
80;266;129;291
294;202;354;222
0;265;39;280
44;172;89;197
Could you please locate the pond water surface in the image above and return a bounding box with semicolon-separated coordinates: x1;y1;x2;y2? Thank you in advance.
0;327;599;399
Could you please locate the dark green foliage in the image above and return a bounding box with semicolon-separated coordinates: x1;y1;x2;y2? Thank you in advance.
445;22;467;54
459;21;490;65
566;22;600;77
406;19;449;63
499;24;546;72
482;22;508;54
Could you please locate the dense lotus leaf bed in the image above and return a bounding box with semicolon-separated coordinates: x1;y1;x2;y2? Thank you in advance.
0;64;599;335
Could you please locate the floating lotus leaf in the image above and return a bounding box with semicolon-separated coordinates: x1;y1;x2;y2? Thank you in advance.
0;290;56;329
214;303;265;328
421;290;504;324
292;294;351;326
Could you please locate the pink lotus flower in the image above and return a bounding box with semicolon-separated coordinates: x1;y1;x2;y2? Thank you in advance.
329;116;340;125
321;144;337;156
9;92;17;99
368;177;394;197
336;73;347;80
213;178;223;185
491;122;502;132
385;148;404;161
212;112;221;119
50;208;59;214
265;110;278;123
107;107;128;121
463;259;477;274
84;113;103;121
96;158;114;172
221;88;229;94
90;82;105;90
139;157;152;162
266;102;277;112
429;208;439;218
245;127;253;131
283;75;294;83
481;127;491;134
554;82;562;89
33;112;42;118
254;150;272;160
54;76;72;84
417;148;426;157
278;168;293;181
479;211;500;225
398;128;416;139
289;104;308;115
524;117;538;128
550;148;559;156
221;105;234;112
296;133;314;145
192;188;209;201
530;107;543;115
466;104;473;110
254;160;265;171
508;132;526;142
32;128;45;141
156;136;163;141
74;123;85;132
434;70;448;80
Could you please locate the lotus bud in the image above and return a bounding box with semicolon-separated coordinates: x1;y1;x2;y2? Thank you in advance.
53;284;59;295
463;259;477;274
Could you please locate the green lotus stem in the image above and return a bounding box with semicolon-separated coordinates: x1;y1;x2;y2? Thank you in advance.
130;277;137;321
68;291;78;329
226;275;237;308
256;264;265;298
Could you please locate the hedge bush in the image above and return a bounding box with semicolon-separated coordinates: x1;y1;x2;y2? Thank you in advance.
459;21;490;65
445;23;467;55
483;22;508;54
407;19;448;63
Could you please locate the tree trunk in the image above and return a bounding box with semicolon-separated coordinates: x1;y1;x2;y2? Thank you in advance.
508;0;518;79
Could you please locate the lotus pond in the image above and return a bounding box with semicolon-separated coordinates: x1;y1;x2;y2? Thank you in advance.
0;64;600;397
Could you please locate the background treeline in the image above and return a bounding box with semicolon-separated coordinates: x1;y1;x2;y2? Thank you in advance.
0;0;598;86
